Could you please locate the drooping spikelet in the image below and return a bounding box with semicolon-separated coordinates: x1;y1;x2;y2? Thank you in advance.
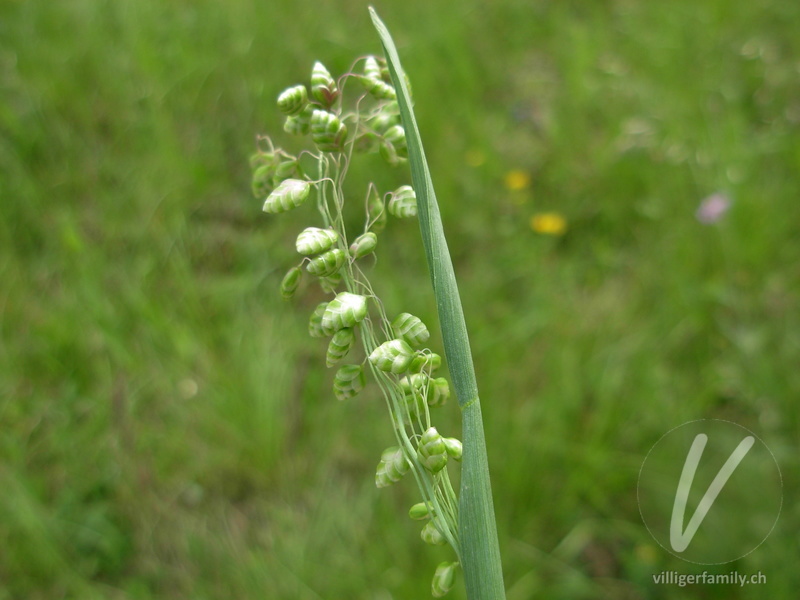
391;313;430;346
367;187;387;233
296;227;339;255
417;427;448;473
280;266;302;299
310;61;339;107
369;339;414;374
333;364;365;401
431;562;459;597
262;179;311;214
408;351;442;374
326;327;355;367
277;84;309;116
308;302;329;338
310;109;348;152
349;232;378;259
387;185;417;218
421;520;447;545
321;293;368;335
375;446;410;488
306;248;346;277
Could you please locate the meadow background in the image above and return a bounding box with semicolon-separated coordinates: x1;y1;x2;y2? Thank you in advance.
2;0;799;598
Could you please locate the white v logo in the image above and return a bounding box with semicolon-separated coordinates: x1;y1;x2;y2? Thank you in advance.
670;433;755;552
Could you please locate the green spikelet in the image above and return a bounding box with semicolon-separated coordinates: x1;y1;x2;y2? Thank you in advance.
326;327;355;367
319;272;341;294
310;109;348;152
310;61;339;107
380;140;403;166
421;520;447;546
277;84;309;116
399;372;429;398
387;185;417;218
429;377;450;407
442;437;462;461
284;106;314;135
375;446;410;488
306;248;346;277
417;427;448;473
409;351;442;374
273;158;301;185
361;75;396;100
368;110;399;135
280;266;302;299
367;187;387;233
284;116;306;135
296;227;339;255
349;232;378;259
408;502;434;520
333;364;365;401
391;312;430;346
364;55;382;80
252;163;276;199
308;302;329;338
321;292;368;335
368;339;414;374
431;562;459;597
383;124;407;158
262;179;311;214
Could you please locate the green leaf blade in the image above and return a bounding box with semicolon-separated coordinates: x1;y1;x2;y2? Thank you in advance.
369;8;507;599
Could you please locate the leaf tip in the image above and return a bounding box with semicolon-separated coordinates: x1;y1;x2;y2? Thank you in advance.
368;6;384;30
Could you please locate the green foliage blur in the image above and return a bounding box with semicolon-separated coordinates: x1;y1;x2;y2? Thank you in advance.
1;1;798;598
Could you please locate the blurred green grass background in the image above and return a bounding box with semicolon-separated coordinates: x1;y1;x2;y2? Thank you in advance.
1;0;799;598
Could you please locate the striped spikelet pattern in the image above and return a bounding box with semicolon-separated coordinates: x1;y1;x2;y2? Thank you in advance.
308;302;329;338
417;427;448;473
262;179;311;214
392;313;430;346
428;377;451;407
277;85;309;116
280;267;302;299
369;339;414;374
283;107;313;135
333;364;365;401
310;109;348;152
431;562;459;597
326;327;355;367
364;56;382;80
321;293;368;335
310;61;339;107
296;227;339;255
375;446;409;488
306;248;346;277
388;185;417;218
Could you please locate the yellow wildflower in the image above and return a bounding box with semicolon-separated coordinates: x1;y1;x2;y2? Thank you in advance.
530;212;567;235
504;169;531;191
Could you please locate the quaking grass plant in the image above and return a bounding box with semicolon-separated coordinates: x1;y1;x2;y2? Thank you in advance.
251;9;505;598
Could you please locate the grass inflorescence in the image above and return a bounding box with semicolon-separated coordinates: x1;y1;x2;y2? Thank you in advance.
252;46;468;594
